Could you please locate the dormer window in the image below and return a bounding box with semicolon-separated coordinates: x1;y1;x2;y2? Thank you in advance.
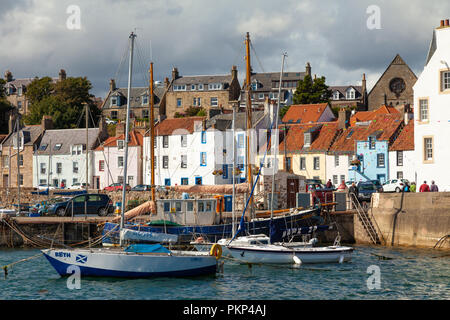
142;95;148;105
333;91;340;100
117;140;124;150
208;83;222;90
304;133;311;147
111;96;118;106
346;88;355;100
251;81;259;91
71;144;83;155
17;87;23;96
191;84;196;90
53;143;62;151
173;85;186;91
198;84;204;90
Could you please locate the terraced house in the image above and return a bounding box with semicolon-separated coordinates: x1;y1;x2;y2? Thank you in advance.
164;66;241;119
101;78;167;122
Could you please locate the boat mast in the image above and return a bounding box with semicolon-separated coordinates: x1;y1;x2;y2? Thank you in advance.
149;62;156;201
16;116;20;215
245;32;254;220
269;53;287;236
119;31;136;246
85;102;89;218
232;102;237;237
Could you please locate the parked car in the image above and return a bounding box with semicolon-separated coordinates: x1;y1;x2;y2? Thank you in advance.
382;179;410;192
36;184;57;190
368;180;383;192
29;197;71;216
70;182;91;190
357;182;379;202
131;184;151;191
47;194;114;217
105;117;117;125
104;183;131;191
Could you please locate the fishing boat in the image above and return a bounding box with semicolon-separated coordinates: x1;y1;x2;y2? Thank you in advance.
42;32;219;278
225;50;354;265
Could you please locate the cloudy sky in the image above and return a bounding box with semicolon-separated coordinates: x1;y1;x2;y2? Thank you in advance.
0;0;449;98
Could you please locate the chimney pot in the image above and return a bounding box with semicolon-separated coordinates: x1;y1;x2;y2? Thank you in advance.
446;19;449;26
440;20;445;27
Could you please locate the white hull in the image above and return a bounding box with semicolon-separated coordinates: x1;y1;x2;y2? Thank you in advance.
42;248;217;277
227;245;353;264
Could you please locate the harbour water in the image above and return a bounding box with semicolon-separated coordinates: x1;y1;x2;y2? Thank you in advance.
0;245;448;300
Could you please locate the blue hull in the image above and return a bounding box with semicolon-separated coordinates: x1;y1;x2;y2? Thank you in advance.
43;253;217;278
102;208;323;245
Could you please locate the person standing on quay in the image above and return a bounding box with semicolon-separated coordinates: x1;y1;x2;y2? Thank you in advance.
430;181;439;192
419;181;430;192
410;182;416;193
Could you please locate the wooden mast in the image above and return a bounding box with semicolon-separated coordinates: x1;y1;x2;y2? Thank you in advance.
245;32;254;218
149;62;156;201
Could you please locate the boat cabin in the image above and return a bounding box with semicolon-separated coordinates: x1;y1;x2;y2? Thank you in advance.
155;198;220;225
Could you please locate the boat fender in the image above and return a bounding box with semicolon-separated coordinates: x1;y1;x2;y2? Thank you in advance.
210;244;222;260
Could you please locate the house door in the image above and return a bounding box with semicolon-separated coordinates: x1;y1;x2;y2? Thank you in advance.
377;174;386;184
287;178;299;208
94;176;100;190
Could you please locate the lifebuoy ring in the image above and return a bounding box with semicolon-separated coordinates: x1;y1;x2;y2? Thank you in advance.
209;244;222;260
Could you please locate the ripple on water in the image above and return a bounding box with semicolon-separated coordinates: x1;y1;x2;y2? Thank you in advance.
0;246;448;300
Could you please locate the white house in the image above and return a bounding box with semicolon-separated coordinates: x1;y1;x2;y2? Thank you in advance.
143;117;246;186
93;129;143;189
413;19;450;189
388;120;415;182
32;128;105;188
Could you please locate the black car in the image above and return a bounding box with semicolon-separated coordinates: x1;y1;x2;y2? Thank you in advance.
368;180;384;192
131;184;151;191
357;182;379;202
48;193;114;217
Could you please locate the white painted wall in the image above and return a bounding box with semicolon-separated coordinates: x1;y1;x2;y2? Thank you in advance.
143;126;248;186
388;150;416;182
93;145;142;189
325;154;353;185
32;152;95;188
413;25;450;188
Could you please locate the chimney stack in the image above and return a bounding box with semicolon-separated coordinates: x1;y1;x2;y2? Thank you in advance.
305;62;311;78
58;69;66;81
172;67;179;81
4;70;13;82
109;79;116;92
41;115;53;132
231;65;238;80
115;122;125;137
338;109;351;130
99;115;108;141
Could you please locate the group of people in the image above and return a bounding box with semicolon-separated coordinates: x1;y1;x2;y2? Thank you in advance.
418;180;439;192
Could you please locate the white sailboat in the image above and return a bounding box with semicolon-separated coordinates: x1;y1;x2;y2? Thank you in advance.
42;32;220;278
226;49;354;265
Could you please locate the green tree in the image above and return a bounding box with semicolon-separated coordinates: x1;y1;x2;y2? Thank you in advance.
0;79;14;134
280;75;332;118
24;76;101;129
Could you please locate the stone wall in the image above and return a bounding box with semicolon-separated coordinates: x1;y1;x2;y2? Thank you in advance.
360;192;450;249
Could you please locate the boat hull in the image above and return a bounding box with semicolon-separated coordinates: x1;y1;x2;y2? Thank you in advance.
227;246;354;264
42;249;217;278
102;207;323;245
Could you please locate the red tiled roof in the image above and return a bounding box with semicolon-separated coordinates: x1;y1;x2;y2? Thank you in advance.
279;121;340;153
95;130;143;151
282;103;331;124
350;105;399;126
330;113;403;153
153;117;205;136
390;120;414;151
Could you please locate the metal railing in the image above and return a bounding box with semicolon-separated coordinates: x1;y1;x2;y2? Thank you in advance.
349;193;380;245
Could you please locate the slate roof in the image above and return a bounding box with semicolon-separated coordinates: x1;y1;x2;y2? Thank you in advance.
281;103;332;124
102;86;166;109
2;125;42;147
243;72;305;92
172;74;232;87
330;86;363;100
36;128;100;155
206;111;266;131
279;121;340;153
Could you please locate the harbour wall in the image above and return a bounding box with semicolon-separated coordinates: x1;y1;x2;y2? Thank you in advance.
355;192;450;249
